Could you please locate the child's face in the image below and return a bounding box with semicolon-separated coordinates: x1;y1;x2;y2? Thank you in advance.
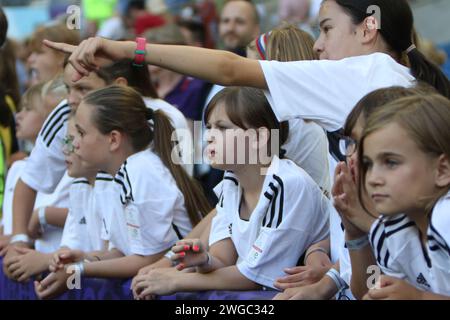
205;102;260;171
363;122;440;216
64;64;106;110
64;120;96;178
15;96;46;141
27;45;63;86
73;102;111;172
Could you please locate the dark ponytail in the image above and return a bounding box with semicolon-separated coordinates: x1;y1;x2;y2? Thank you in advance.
152;109;212;225
334;0;450;98
96;59;159;99
84;85;211;226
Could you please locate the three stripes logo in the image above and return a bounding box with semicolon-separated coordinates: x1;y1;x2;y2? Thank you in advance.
416;273;430;288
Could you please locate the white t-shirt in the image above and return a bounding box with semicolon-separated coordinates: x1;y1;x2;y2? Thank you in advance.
60;178;103;252
109;149;193;256
284;119;330;195
21;99;70;193
2;159;72;253
260;53;414;131
209;156;330;289
369;192;450;296
144;97;193;176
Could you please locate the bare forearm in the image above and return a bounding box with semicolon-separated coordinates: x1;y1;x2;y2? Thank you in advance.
348;244;377;299
176;265;261;292
44;207;68;228
119;41;265;88
12;179;37;235
84;253;164;278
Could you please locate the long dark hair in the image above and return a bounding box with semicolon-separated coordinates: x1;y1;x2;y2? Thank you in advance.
83;85;211;225
333;0;450;98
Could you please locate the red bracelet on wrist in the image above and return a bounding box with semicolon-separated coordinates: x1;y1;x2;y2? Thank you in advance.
133;37;146;67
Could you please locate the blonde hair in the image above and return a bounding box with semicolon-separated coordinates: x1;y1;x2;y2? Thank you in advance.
29;24;80;53
20;83;45;113
358;94;450;215
266;23;317;61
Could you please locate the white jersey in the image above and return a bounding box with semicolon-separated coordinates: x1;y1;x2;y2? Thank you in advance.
369;192;450;296
284;119;330;196
109;149;192;256
144;97;193;176
209;156;330;289
260;53;414;131
21;99;70;193
60;179;103;252
2;159;72;253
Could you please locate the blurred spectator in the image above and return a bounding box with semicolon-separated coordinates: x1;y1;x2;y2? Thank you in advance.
219;0;260;55
144;23;211;124
27;24;80;86
277;0;321;36
97;0;166;40
177;19;206;47
0;38;19;163
177;0;218;48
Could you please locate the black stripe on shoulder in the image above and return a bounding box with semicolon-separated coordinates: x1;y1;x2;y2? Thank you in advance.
385;221;415;238
370;219;383;247
266;183;279;228
384;215;407;227
73;179;90;185
172;224;183;240
223;176;238;186
263;191;273;200
429;223;449;249
375;230;386;266
96;177;114;182
40;102;71;139
273;175;284;228
45;120;68;147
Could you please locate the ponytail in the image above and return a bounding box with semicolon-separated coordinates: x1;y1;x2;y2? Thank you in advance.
407;48;450;99
83;85;211;226
152;110;212;225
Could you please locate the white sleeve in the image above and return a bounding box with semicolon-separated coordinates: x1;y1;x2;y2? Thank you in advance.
60;209;84;250
208;206;232;246
125;197;181;256
21;101;70;193
237;180;330;289
208;180;232;246
430;194;450;246
259;56;375;131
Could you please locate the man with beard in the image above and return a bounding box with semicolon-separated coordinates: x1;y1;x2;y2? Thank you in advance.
219;0;261;56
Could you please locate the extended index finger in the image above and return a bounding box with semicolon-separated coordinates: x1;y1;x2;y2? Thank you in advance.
43;39;76;54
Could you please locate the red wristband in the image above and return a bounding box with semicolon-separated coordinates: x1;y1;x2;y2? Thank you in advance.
133;37;146;67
